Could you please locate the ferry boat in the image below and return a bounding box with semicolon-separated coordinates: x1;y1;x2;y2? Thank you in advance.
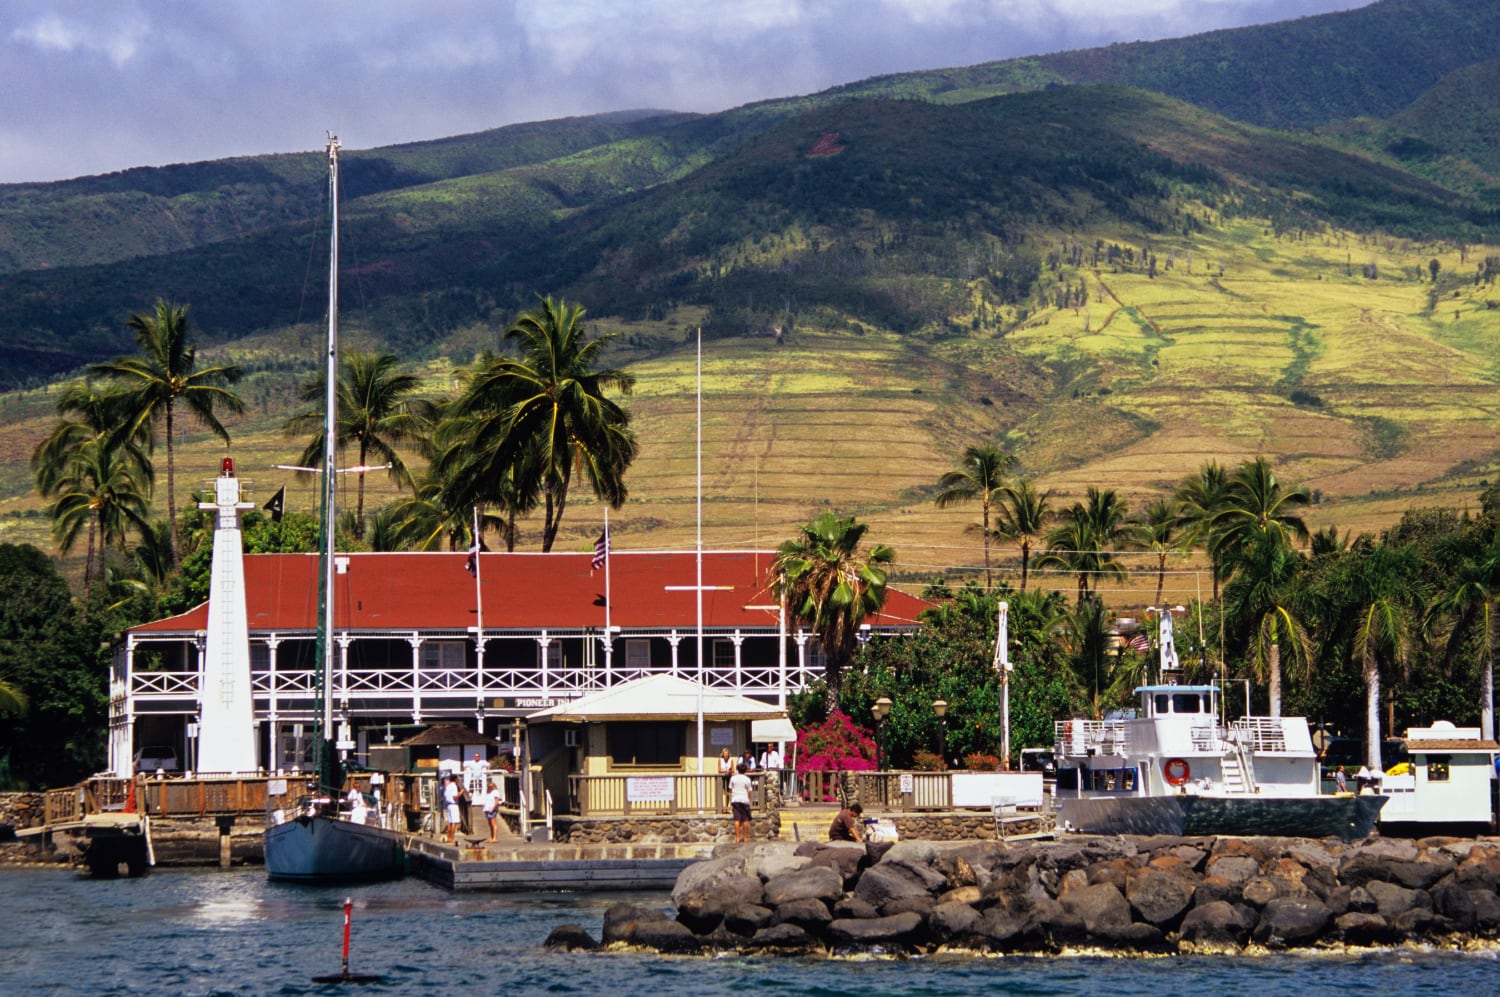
1053;684;1385;840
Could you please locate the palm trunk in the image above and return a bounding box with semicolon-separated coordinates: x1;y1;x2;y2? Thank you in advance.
1365;649;1383;772
165;402;179;566
982;500;992;590
1155;554;1166;607
1019;542;1031;591
83;510;98;607
1268;642;1282;718
355;438;368;539
1481;643;1494;742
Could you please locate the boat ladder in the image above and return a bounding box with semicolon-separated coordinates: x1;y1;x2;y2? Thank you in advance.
1220;740;1257;794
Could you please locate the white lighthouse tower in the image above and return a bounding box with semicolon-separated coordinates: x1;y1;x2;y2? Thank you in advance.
195;457;259;773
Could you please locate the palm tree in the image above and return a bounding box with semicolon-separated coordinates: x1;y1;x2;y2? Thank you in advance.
933;444;1016;589
1038;487;1128;603
994;478;1052;592
1052;595;1124;720
1222;528;1312;717
1213;456;1311;556
89;300;244;565
1340;546;1421;771
284;350;434;539
1437;540;1500;740
48;437;153;602
0;677;25;717
448;297;636;551
773;511;895;713
1174;460;1233;602
1127;498;1187;608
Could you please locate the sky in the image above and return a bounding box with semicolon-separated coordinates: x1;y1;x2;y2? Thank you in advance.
1;1;1370;185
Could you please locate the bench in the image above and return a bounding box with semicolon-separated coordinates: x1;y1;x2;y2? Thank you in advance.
992;793;1055;840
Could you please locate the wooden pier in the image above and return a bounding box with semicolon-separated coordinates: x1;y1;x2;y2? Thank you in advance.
407;837;712;891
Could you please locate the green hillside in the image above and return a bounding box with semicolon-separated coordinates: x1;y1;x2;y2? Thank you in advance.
1;0;1498;584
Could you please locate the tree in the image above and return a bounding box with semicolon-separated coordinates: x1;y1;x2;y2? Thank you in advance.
1213;456;1311;557
1222;528;1313;717
0;544;111;787
1340;546;1421;771
284;351;435;540
1437;539;1500;740
1038;486;1128;603
1127;498;1188;608
89;300;244;566
46;437;153;603
447;297;636;551
933;444;1016;589
774;511;895;714
1174;460;1233;602
995;478;1053;592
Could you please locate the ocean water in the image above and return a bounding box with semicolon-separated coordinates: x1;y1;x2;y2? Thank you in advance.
2;867;1495;996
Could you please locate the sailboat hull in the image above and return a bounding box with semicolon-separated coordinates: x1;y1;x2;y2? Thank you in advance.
264;814;407;883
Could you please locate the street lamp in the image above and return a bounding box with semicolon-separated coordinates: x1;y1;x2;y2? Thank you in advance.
872;697;892;770
932;699;948;768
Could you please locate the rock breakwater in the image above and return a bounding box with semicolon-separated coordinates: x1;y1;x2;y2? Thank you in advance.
545;834;1500;955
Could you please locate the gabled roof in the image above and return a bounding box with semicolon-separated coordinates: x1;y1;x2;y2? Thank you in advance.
528;674;788;723
130;550;929;636
398;725;501;747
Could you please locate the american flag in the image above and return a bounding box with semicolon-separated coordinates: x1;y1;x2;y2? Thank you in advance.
1128;631;1150;652
592;527;609;570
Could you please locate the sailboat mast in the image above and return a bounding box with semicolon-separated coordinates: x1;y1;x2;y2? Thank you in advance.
321;135;340;738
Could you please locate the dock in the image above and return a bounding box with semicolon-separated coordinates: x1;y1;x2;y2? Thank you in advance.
407;836;713;891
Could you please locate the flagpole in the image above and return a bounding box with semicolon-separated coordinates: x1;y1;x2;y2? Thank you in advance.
695;325;705;806
603;508;613;685
472;506;484;732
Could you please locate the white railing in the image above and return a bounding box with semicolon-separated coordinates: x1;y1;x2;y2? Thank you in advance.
1053;719;1128;757
131;661;819;703
1230;717;1289;752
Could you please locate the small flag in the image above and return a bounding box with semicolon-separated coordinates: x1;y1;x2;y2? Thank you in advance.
592;527;609;571
263;485;285;523
465;536;487;576
1128;631;1150;652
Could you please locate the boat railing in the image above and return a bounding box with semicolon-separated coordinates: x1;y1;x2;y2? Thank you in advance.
1053;719;1128;757
1230;717;1290;752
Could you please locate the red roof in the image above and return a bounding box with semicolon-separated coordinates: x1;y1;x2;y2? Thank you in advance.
132;550;930;635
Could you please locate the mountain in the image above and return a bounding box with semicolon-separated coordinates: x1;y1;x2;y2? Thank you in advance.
0;0;1496;563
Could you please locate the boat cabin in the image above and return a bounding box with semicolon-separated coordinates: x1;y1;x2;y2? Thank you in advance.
1377;721;1498;831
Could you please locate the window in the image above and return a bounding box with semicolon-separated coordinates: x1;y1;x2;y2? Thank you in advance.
807;642;827;670
1154;694;1170;715
624;639;651;670
1426;755;1450;782
712;638;736;670
538;641;562;669
419;641;466;670
606;722;684;767
1172;694;1202;714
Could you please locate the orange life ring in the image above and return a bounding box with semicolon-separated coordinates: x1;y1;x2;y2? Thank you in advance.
1164;758;1191;786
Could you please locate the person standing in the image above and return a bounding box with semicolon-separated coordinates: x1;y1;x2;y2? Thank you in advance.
729;762;754;843
718;747;734;808
464;751;488;795
442;773;461;843
1334;765;1348;794
759;743;785;793
481;779;501;843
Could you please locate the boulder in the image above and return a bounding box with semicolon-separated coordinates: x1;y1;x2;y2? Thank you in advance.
852;861;944;908
1086;857;1139;892
1240;877;1279;908
832;896;879;919
1365;879;1430;918
1392;907;1449;938
1252;896;1332;948
1469;888;1500;930
723;904;774;936
752;851;811;882
1334;912;1400;946
674;872;764;931
930;900;984;944
1179;900;1252;951
542;924;599;951
1429;881;1477;931
1191;875;1242;907
763;865;845;907
825;912;925;949
626;919;704;954
748;923;816;951
1092;921;1170;952
937;885;982;907
671;854;747;908
1028;896;1089;947
771;896;834;933
1126;867;1194;926
1058;882;1131;934
602;903;670;945
1204;853;1260;884
804;845;866;887
880;895;935;919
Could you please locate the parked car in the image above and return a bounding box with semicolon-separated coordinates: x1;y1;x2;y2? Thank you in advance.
134;745;179;773
1019;748;1056;779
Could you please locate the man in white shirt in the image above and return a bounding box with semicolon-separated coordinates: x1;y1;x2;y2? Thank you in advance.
729;762;754;843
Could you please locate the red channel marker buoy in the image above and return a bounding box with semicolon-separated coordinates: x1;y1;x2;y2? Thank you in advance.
311;897;382;984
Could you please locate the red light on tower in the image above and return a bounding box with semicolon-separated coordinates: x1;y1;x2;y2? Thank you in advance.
221;457;235;476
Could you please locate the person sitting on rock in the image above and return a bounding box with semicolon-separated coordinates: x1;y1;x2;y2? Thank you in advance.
828;801;864;842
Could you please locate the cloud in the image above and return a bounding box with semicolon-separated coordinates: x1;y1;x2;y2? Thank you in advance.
0;0;1368;183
